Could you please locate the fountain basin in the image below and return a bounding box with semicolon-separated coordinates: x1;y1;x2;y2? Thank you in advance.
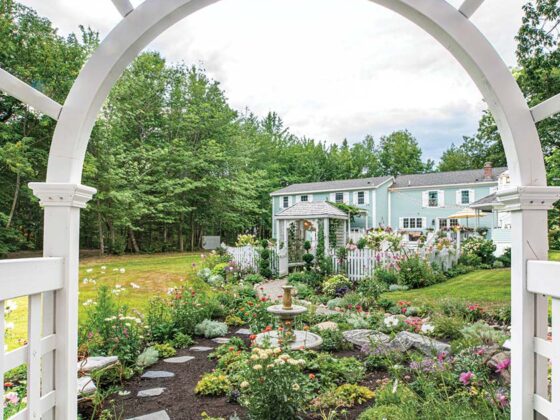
255;330;323;350
266;304;307;317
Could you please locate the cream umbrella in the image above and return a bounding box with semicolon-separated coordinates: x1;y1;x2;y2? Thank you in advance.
447;207;487;228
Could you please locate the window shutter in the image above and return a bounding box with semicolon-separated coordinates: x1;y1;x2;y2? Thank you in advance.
438;190;445;208
308;194;314;202
422;217;427;229
343;192;350;204
364;191;370;205
329;193;336;202
295;196;301;204
399;217;404;229
352;192;358;205
288;196;294;207
456;190;461;205
422;191;429;208
469;189;475;204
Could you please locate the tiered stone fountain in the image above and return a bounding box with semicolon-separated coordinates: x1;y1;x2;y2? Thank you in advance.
255;285;322;350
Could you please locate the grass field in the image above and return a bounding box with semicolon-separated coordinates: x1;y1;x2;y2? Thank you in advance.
5;253;205;349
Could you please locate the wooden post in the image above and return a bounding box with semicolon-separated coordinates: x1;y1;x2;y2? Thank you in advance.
30;183;96;420
498;187;560;419
324;218;330;256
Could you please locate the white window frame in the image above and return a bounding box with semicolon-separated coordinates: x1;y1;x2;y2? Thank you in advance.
357;191;365;205
282;196;290;208
400;217;426;230
300;195;308;202
335;192;344;203
428;190;439;207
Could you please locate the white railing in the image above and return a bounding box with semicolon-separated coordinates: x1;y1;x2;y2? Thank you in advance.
0;257;64;420
526;260;560;419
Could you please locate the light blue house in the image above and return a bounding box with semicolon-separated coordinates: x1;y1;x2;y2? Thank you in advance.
271;163;510;252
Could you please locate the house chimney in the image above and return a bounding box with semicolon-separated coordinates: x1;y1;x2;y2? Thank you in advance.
483;162;493;180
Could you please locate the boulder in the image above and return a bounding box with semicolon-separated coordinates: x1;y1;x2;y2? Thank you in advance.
390;331;450;356
315;321;338;331
488;351;511;383
77;356;119;373
77;376;96;396
343;329;390;348
126;411;171;420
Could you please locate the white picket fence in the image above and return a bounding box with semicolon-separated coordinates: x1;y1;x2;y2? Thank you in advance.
225;245;259;272
331;248;376;281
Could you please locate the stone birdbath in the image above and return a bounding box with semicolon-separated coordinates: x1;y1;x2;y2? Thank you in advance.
255;285;322;350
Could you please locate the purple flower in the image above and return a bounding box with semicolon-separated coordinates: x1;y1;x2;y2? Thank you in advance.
459;371;474;386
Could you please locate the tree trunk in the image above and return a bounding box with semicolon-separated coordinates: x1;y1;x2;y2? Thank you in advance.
190;214;195;251
6;172;20;229
178;215;184;252
97;208;105;256
129;228;140;253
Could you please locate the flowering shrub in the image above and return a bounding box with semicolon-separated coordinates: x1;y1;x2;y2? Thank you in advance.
322;275;352;297
397;255;444;289
311;384;374;409
460;236;496;266
194;319;228;338
152;343;176;358
235;234;258;247
239;348;308;420
3;379;26;418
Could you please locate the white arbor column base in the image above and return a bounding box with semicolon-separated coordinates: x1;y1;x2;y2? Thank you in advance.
497;186;560;419
29;183;96;419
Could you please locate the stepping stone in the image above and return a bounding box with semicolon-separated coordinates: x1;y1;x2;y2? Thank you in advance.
163;355;194;364
190;346;213;352
141;371;175;379
77;356;119;372
343;330;390;348
315;321;338;331
77;376;96;395
212;337;230;344
236;328;252;335
137;387;165;398
126;411;171;420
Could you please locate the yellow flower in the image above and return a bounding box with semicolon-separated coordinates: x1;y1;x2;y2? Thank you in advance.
240;381;249;389
253;364;262;370
292;383;300;391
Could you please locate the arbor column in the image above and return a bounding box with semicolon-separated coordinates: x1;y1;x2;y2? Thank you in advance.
497;186;560;419
30;182;96;419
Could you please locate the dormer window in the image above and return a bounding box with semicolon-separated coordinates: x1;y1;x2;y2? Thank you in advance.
283;196;289;208
300;195;308;202
335;192;344;203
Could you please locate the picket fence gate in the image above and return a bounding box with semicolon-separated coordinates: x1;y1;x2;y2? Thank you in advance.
225;246;279;276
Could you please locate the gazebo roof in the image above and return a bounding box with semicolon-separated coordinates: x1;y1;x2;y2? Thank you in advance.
470;192;501;211
275;201;348;220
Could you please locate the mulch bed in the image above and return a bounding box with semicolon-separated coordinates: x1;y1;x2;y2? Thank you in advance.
102;331;388;420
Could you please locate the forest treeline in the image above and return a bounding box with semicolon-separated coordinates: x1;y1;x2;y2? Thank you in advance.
1;0;559;255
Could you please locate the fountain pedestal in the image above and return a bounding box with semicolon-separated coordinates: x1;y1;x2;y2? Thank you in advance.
254;285;322;350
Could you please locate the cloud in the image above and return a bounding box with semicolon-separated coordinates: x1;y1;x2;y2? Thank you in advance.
20;0;526;161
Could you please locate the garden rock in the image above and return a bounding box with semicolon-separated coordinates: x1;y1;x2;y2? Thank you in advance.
163;356;194;364
137;387;166;398
77;356;118;372
389;331;451;356
190;346;214;352
502;339;511;350
343;330;390;348
77;376;96;395
488;351;511;383
141;371;175;379
315;321;338;331
126;411;171;420
314;305;338;316
235;328;252;335
212;337;230;344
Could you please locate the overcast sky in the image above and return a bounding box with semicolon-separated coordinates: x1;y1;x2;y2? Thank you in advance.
21;0;527;161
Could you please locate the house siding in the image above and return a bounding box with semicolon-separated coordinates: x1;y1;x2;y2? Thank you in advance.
389;184;496;230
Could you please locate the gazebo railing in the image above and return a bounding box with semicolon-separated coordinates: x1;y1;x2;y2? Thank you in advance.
0;257;64;419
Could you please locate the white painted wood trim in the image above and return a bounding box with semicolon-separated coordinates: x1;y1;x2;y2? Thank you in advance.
0;258;63;300
0;68;62;120
531;93;560;123
0;301;4;420
112;0;134;17
533;337;553;359
458;0;484;18
527;260;560;298
533;394;556;419
4;334;56;372
27;294;42;419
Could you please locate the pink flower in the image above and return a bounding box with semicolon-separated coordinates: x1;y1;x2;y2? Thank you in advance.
474;347;485;356
4;392;19;405
495;358;511;373
437;352;447;362
496;392;509;408
459;371;474;386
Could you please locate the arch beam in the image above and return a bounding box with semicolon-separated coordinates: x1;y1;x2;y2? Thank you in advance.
111;0;134;17
531;93;560;123
0;68;62;120
458;0;485;19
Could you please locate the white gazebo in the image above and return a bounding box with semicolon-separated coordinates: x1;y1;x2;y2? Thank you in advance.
1;1;560;419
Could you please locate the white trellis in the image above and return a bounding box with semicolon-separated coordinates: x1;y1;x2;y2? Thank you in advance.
1;0;560;418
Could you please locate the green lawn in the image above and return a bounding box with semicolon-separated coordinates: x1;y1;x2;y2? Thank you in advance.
381;269;510;309
5;253;205;349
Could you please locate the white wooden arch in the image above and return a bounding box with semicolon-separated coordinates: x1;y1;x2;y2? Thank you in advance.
1;0;560;418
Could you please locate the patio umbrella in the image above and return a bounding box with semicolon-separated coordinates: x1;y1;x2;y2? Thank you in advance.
447;208;487;228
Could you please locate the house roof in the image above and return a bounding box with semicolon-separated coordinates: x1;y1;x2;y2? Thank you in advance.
271;176;393;196
391;167;507;189
470;192;500;210
275;201;349;219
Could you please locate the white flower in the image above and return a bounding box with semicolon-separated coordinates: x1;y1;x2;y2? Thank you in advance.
119;268;126;273
253;364;262;371
5;300;17;313
118;390;130;396
5;322;14;330
101;266;107;270
86;268;93;273
384;316;400;327
130;282;140;289
291;383;300;391
421;323;435;334
82;278;89;284
83;299;96;307
240;381;249;389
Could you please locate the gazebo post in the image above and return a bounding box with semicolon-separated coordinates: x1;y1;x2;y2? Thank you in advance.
324;218;330;256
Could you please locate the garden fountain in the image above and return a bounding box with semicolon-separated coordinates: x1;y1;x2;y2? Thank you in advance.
255;285;323;350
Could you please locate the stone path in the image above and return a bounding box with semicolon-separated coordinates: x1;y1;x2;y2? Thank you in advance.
137;387;165;398
163;356;195;364
126;410;171;420
141;371;175;379
211;337;230;344
256;279;287;301
189;346;213;352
